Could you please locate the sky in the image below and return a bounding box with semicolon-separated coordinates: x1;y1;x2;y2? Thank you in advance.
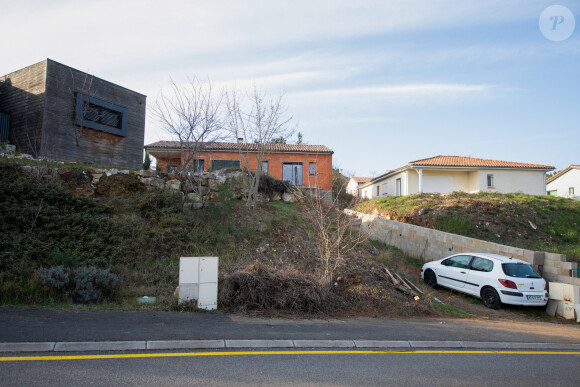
1;0;578;176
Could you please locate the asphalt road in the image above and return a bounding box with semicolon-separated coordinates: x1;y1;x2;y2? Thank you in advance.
2;308;580;344
1;349;579;386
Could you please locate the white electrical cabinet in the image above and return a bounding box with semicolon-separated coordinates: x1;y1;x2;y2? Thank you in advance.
179;257;218;310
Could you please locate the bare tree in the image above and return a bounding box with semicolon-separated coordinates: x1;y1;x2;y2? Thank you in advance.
297;187;368;287
225;85;294;209
152;77;224;204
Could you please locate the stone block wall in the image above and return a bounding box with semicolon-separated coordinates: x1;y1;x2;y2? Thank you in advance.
346;209;580;285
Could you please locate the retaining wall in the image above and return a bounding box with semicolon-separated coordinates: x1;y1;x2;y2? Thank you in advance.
346;210;580;286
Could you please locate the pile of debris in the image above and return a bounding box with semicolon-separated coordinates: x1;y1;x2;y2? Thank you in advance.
381;267;423;299
219;260;323;314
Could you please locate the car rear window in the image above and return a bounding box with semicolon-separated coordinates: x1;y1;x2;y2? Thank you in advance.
502;263;541;278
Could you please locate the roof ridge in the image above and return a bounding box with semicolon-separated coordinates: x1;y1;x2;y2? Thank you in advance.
144;140;334;153
546;164;579;184
406;155;553;169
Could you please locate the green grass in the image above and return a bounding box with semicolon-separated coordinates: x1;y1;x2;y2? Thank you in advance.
434;214;471;236
432;300;473;317
0;160;303;305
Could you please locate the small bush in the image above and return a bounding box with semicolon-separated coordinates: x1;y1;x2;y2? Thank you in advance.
143;151;152;170
39;265;120;304
40;265;70;290
258;174;290;199
72;267;120;304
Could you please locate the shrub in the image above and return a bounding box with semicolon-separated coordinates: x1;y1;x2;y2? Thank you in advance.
143;151;152;170
72;267;120;303
258;174;290;199
39;265;120;304
40;266;70;290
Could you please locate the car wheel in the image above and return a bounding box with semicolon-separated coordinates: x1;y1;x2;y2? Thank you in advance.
424;270;437;287
481;287;501;310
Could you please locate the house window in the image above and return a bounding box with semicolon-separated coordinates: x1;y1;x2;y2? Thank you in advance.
487;174;494;188
382;183;388;195
570;187;575;196
309;162;316;176
74;93;128;136
262;161;269;175
211;160;240;170
167;165;178;173
376;185;380;196
282;162;303;185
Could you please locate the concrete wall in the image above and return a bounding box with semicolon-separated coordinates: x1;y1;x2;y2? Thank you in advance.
547;168;580;199
346;209;580;286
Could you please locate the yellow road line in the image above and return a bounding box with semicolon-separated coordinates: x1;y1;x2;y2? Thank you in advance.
1;350;579;362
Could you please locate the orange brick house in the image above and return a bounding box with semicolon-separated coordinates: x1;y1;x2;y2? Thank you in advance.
144;141;334;191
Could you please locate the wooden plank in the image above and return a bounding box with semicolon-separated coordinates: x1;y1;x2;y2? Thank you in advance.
382;267;400;285
394;273;413;292
402;277;423;295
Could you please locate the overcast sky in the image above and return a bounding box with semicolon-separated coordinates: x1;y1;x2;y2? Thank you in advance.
2;0;578;176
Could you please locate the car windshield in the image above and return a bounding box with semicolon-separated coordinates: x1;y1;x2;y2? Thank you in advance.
502;263;541;278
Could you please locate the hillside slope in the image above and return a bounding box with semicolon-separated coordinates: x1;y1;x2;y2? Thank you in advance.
354;192;580;260
0;160;445;317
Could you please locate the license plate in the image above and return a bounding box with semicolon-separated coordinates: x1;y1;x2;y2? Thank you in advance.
527;295;542;301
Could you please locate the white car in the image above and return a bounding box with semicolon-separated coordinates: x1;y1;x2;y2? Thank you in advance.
421;253;548;309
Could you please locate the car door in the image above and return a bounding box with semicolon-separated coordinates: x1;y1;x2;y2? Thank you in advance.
463;256;494;297
436;255;473;290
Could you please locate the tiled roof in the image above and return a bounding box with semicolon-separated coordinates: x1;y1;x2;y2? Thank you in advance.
353;177;373;184
546;164;580;184
359;156;555;188
408;155;554;169
145;141;333;154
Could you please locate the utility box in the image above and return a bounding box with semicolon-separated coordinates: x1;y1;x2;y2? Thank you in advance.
179;257;218;310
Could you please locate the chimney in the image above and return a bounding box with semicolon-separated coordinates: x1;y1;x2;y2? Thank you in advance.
237;138;243;144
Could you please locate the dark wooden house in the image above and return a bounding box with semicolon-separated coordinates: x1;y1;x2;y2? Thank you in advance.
0;59;146;169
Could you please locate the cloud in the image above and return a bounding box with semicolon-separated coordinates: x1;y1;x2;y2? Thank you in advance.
289;83;495;104
1;0;546;74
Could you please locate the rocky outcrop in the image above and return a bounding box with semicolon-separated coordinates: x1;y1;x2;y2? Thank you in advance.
12;160;290;205
96;174;145;196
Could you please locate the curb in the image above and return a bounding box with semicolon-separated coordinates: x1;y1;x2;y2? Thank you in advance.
2;340;580;353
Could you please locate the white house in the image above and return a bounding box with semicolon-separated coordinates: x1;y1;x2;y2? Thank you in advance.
546;165;580;200
346;176;373;198
359;155;554;199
